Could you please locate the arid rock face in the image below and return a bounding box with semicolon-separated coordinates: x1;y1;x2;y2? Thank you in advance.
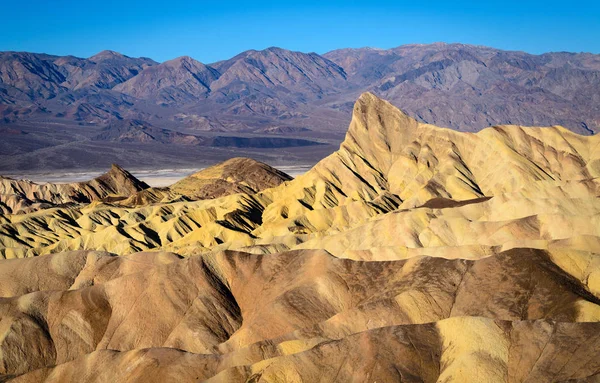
170;157;293;200
0;164;149;214
1;93;600;382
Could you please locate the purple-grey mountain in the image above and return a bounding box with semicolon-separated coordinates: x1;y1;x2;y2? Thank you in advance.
1;43;599;171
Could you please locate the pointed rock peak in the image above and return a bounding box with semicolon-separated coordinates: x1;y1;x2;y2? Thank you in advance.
357;91;381;104
106;163;137;180
165;56;203;66
109;163;127;173
356;91;395;103
90;50;126;61
340;93;421;173
98;164;149;192
352;92;410;121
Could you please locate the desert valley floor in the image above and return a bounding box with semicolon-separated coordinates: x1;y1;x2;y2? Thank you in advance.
1;93;600;382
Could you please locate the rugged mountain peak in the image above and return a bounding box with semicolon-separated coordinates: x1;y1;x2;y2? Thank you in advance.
210;46;347;96
340;92;419;174
107;162;133;177
255;92;600;238
89;50;127;61
113;55;219;103
111;163;125;171
165;56;220;77
164;55;203;67
54;50;158;90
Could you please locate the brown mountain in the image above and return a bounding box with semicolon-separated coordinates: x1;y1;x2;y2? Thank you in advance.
210;47;347;97
170;157;292;200
0;50;159;129
0;52;67;100
55;50;157;90
0;50;157;98
196;47;348;125
324;43;600;132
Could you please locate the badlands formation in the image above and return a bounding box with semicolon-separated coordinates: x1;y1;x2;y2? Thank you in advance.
1;93;600;382
0;164;149;215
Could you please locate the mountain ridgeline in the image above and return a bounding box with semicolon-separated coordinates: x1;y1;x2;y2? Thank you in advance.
1;43;599;171
1;44;599;134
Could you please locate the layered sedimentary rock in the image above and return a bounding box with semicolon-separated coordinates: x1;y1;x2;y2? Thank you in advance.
1;93;600;382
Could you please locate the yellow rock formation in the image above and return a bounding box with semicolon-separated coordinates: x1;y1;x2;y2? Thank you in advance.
1;93;600;382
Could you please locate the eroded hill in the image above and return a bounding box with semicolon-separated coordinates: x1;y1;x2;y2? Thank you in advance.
1;93;600;382
0;164;149;214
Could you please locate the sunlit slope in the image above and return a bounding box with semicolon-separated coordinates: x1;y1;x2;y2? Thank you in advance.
170;157;292;200
2;93;600;381
1;93;599;258
0;164;149;214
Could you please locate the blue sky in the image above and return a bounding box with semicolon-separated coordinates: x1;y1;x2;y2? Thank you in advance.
2;0;599;63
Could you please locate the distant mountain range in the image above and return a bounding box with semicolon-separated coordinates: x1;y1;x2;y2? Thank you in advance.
1;43;599;171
